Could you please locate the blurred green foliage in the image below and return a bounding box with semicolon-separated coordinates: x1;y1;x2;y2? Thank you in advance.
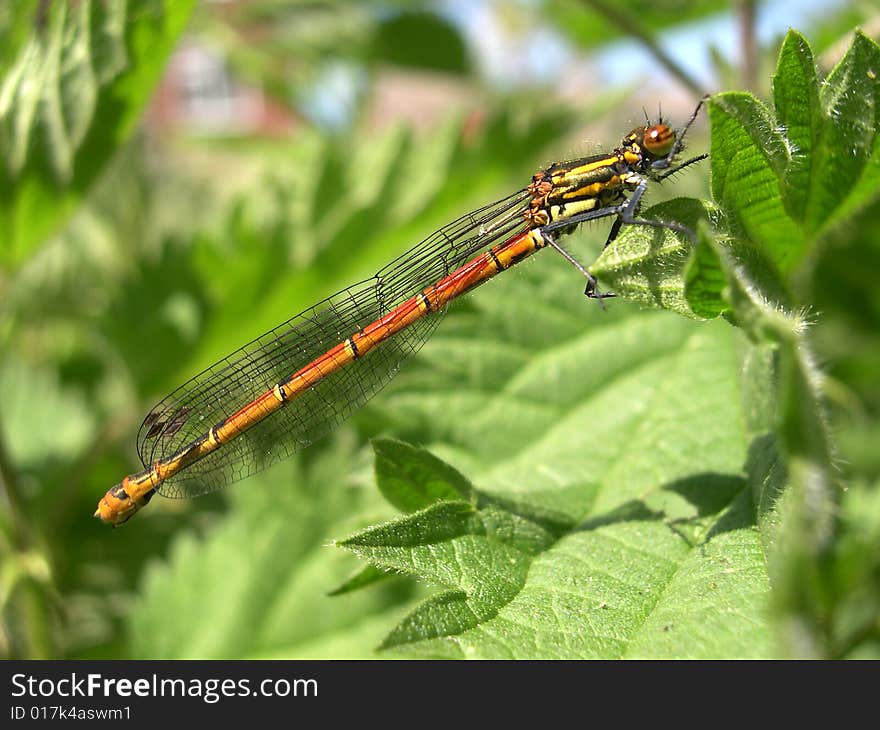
1;1;878;659
0;0;195;265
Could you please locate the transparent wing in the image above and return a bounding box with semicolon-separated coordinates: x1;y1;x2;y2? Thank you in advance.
137;189;531;498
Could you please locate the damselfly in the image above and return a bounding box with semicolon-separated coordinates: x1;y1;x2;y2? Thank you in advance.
95;98;708;525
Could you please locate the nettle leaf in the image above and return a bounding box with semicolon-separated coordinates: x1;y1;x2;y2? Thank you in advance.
327;563;396;598
709;92;804;273
589;198;716;318
687;229;792;335
807;31;880;234
683;221;729;319
711;31;880;276
772;31;821;221
814;32;880;234
693;215;838;657
373;438;474;512
0;0;195;265
697;31;880;657
336;259;777;658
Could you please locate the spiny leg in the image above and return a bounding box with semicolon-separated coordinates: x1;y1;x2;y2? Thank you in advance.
542;230;616;306
603;217;623;249
657;153;709;181
613;175;697;243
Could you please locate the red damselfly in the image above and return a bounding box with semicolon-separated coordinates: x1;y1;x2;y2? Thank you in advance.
96;99;707;525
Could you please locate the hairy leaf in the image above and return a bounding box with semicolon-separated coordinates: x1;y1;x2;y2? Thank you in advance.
337;259;777;658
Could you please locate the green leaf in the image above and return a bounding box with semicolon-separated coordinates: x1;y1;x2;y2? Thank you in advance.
709;92;805;272
710;32;880;277
327;563;396;597
685;230;792;329
373;438;474;513
690;214;839;657
772;30;821;222
683;221;727;319
811;32;880;235
335;261;778;658
0;0;195;265
820;124;880;235
807;30;880;234
342;468;770;658
588;198;715;318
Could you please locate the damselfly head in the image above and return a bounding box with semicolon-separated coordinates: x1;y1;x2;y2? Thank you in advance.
622;122;676;162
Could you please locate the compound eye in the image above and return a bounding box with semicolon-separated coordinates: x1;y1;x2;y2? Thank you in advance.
643;124;675;157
